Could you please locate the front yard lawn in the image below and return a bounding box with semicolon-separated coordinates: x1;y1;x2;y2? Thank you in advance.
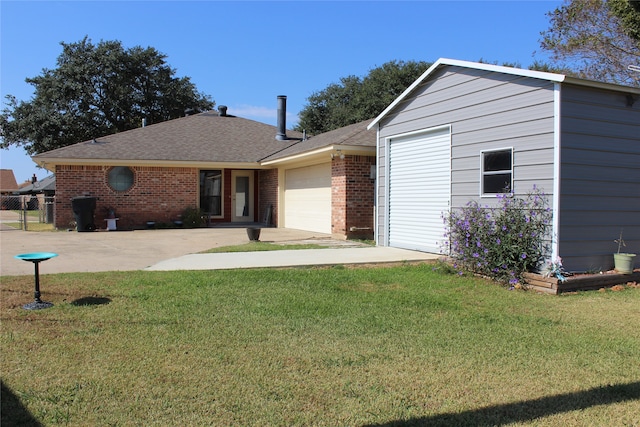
1;265;638;426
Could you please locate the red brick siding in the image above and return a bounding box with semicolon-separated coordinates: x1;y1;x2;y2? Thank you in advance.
258;169;278;226
55;165;198;229
331;155;375;239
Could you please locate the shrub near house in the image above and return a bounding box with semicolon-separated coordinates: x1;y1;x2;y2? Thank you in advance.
443;186;552;285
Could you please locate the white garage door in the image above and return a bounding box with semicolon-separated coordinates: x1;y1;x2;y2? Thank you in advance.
388;127;451;253
285;163;331;233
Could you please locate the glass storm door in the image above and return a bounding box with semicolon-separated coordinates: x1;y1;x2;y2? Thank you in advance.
231;171;253;222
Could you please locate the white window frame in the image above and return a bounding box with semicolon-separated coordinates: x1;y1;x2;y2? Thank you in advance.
480;147;513;196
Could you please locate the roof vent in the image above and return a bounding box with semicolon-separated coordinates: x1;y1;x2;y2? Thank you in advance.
184;108;195;116
218;105;228;117
276;95;287;141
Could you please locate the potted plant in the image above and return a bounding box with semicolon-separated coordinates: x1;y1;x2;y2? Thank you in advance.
614;230;636;274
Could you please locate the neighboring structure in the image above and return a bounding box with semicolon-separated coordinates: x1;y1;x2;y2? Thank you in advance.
32;97;376;238
368;58;640;272
0;169;19;195
17;174;56;196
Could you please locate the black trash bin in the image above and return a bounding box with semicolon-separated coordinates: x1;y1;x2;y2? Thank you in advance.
71;196;98;232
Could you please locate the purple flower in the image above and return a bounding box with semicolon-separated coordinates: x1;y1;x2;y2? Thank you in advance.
521;253;527;259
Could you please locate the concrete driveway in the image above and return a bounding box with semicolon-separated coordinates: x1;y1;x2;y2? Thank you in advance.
1;224;439;276
0;225;339;276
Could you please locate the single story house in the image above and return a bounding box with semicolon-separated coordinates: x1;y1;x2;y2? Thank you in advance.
33;96;376;238
368;58;640;272
17;174;56;196
0;169;19;196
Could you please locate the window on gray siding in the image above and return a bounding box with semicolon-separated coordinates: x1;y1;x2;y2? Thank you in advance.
108;166;135;192
482;149;512;195
200;170;222;216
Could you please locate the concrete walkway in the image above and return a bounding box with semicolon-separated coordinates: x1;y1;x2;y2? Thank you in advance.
145;246;437;271
1;223;438;275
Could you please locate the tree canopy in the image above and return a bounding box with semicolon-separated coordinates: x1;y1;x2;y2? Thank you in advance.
294;60;431;134
539;0;640;86
0;37;214;154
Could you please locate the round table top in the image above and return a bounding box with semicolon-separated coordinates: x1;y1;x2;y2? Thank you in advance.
15;252;59;262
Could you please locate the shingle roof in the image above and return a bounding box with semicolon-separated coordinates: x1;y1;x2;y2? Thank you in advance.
33;111;304;164
261;119;375;162
17;174;55;194
0;169;19;192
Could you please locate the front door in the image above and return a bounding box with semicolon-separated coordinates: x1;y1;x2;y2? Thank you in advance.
231;170;254;222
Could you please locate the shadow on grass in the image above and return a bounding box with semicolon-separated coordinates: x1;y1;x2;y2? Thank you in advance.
71;296;111;306
364;381;640;426
1;380;43;427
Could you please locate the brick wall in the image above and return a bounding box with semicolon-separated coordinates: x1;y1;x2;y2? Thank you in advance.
331;155;376;239
55;165;199;229
258;169;278;226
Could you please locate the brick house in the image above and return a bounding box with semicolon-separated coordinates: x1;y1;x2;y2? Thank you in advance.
32;97;376;238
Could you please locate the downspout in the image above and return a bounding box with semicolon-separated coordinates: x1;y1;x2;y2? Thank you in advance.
552;82;562;261
374;124;380;245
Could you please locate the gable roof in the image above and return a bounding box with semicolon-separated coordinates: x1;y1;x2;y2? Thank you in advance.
0;169;19;192
33;111;304;168
368;57;640;130
261;119;375;165
17;174;56;194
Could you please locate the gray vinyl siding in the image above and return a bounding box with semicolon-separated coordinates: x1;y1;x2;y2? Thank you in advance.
377;65;556;247
558;84;640;271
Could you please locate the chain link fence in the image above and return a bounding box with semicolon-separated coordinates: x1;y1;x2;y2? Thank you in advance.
0;195;55;230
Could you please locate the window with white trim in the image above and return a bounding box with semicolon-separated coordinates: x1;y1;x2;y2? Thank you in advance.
481;149;513;195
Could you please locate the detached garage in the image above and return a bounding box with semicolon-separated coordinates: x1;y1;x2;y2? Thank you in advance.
369;58;640;272
387;126;451;253
284;163;331;234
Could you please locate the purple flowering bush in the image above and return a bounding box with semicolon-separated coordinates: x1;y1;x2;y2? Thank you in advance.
443;187;552;285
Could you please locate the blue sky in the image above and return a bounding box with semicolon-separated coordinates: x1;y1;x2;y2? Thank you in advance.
1;0;560;183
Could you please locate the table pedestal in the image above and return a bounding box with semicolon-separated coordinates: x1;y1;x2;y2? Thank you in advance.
15;252;58;310
23;260;54;310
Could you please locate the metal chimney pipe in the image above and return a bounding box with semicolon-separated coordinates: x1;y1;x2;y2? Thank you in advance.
276;95;287;141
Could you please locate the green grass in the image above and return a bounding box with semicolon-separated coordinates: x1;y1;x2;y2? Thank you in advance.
201;241;328;253
9;210;41;218
1;266;639;426
3;222;55;231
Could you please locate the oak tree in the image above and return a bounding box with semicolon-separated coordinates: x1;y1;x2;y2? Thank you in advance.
0;37;214;154
539;0;640;86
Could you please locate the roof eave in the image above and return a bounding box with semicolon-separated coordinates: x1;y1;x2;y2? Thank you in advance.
34;157;265;171
261;145;375;166
368;57;566;130
368;57;640;130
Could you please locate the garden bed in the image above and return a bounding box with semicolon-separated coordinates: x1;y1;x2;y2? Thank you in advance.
524;270;640;294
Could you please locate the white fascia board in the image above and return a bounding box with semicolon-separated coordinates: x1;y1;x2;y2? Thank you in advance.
260;145;375;167
368;60;443;130
368;58;566;130
259;146;335;166
33;157;263;171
